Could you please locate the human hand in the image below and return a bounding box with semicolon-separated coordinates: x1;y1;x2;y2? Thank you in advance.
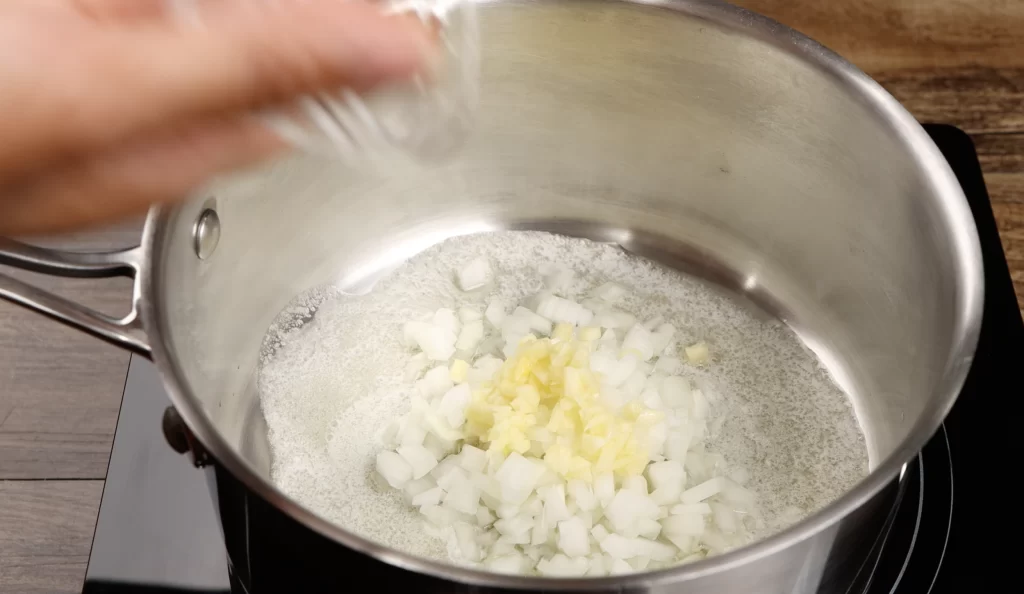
0;0;438;236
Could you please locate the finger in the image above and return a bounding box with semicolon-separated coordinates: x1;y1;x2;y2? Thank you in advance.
0;117;285;236
0;0;438;174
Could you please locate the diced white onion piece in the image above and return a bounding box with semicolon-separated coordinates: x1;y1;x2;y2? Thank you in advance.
404;352;430;381
664;426;692;462
402;321;430;348
593;309;637;330
539;484;571;524
418;365;454;399
452;522;480;561
459;306;483;323
488;553;527;574
691;389;709;420
641;387;663;411
641;540;677;561
622;475;648;494
647;460;684;504
591;524;610;542
721;479;757;508
661;513;705;536
421;504;466;528
537;554;589;577
654;356;683;375
557;517;590;557
455;320;485;351
412;485;444;507
660;376;692;409
409;322;456;361
513;306;552;336
437;465;467;491
586;554;607;576
680;477;725;504
458;445;487;473
484;298;507;328
443;474;481;515
403;477;435;501
622;369;647;399
476;507;496;527
671;502;712;515
599;534;639;559
494;515;533;540
609;556;634;574
457;257;492;291
495;453;546;505
594;473;615;506
530;515;549;546
422;432;453;460
438;384;472;429
637;517;662;540
622;324;655;361
567;480;597;512
433;308;460;336
711;502;738;534
701;529;730;553
397;419;427;448
397;444;438;480
376;451;412;489
665;533;694;554
604;490;659;533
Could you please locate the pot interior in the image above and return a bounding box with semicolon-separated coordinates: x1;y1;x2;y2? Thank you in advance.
148;0;973;567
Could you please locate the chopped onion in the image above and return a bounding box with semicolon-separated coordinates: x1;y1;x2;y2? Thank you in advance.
397;444;438;479
456;320;485;351
376;451;412;489
457;257;492;291
373;264;760;576
622;324;655;361
557;517;590;557
680;477;725;504
485;298;507;328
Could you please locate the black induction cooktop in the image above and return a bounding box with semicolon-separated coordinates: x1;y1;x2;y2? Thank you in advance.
81;125;1023;594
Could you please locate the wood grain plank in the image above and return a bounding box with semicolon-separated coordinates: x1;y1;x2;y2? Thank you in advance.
0;220;142;479
735;0;1024;71
877;68;1024;135
734;1;1024;135
0;480;102;594
973;133;1024;309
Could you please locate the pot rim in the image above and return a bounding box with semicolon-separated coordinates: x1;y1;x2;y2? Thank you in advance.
138;0;984;587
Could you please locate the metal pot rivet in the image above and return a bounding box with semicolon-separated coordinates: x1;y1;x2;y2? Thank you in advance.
193;208;221;260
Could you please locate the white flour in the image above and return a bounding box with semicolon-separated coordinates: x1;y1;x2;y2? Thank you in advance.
257;231;868;561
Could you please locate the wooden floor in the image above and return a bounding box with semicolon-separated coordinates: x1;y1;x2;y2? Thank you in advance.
1;1;1022;592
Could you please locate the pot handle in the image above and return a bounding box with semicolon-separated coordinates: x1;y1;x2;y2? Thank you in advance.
0;238;151;357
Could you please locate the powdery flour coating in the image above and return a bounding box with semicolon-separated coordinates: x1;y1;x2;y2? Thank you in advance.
257;231;868;561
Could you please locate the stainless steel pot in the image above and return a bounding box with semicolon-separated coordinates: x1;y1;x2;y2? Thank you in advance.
0;0;982;592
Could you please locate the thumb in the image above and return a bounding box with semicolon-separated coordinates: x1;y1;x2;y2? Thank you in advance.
0;0;439;173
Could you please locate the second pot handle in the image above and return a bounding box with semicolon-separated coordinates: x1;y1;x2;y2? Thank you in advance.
0;238;151;357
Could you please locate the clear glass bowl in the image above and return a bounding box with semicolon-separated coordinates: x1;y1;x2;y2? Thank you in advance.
271;0;478;162
176;0;479;163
